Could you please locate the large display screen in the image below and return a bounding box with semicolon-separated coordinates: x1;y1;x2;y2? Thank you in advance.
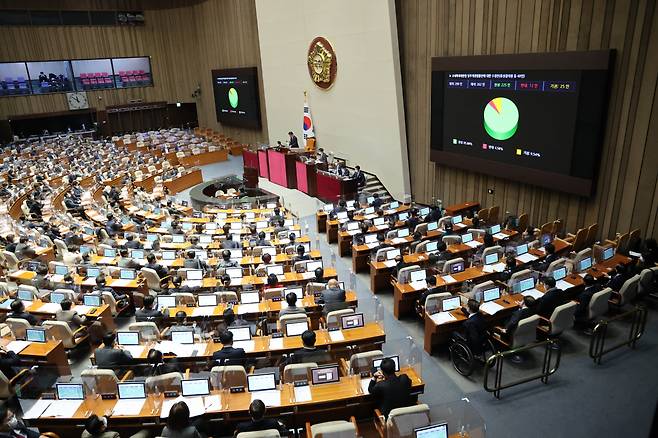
0;62;31;96
71;58;114;90
26;60;74;94
112;57;152;89
211;67;261;129
430;50;613;196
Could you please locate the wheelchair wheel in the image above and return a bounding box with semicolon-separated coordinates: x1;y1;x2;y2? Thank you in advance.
449;341;475;376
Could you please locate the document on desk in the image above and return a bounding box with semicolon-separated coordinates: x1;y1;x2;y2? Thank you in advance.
479;302;505;315
42;399;83;418
112;398;145;417
375;225;389;231
521;289;544;299
517;253;538;264
346;230;359;236
301;272;316;280
269;337;284;350
82;277;98;286
183;280;203;288
441;275;457;284
364;213;378;220
391;238;406;245
329;330;345;342
493;232;509;240
96;257;115;265
155;341;197;357
204;395;222;412
237;303;260;315
22;399;52;419
465;240;482;248
361;378;372;394
6;340;31;354
48;274;64;284
430;312;457;325
482;265;495;273
492;262;507;272
410;280;428;291
192;306;216;317
110;279;133;287
161;396;205;418
251;389;281;407
383;260;397;268
629;250;641;258
37;303;61;313
233;340;255;352
556;280;573;291
73;305;92;314
366;243;379;249
294;385;312;403
121;345;146;358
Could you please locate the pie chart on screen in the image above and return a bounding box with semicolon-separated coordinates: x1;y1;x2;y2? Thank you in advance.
228;88;239;109
483;97;519;141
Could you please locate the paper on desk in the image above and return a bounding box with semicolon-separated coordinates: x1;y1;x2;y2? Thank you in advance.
112;398;145;417
493;232;509;240
521;289;544;299
294;385;312;403
301;272;315;280
465;240;482;248
81;277;98;286
110;279;133;287
482;265;495;273
556;280;573;291
233;340;255;352
517;253;538;264
96;257;115;264
375;225;388;231
346;230;359;236
430;312;457;325
42;399;82;418
192;307;216;317
410;280;427;291
183;280;203;288
6;340;31;354
0;300;12;309
629;251;641;258
441;275;457;283
121;345;146;358
161;396;205;418
237;303;260;315
22;399;52;419
251;389;281;407
361;378;372;394
364;214;378;220
204;395;221;412
383;260;397;268
37;303;61;313
73;305;92;314
491;262;507;272
329;330;345;342
391;238;406;245
154;341;197;357
479;302;505;315
269;337;284;350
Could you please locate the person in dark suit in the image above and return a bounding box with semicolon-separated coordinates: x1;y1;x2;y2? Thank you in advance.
500;295;537;335
538;243;558;271
368;358;413;418
536;277;563;318
0;348;22;380
123;233;142;249
183;250;207;271
371;193;383;209
221;234;241;249
135;295;164;323
144;349;178;377
212;330;246;366
316;148;328;164
0;403;42;438
95;332;133;371
287;131;299;148
607;264;629;292
574;274;603;323
317;279;346;314
458;299;488;355
292;245;310;264
287;330;330;365
234;400;287;436
8;300;37;326
145;253;169;279
353;165;366;189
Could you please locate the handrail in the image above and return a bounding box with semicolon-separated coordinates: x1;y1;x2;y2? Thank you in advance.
589;305;647;365
483;339;561;399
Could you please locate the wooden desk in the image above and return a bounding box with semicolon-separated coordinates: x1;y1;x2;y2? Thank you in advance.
295;160;318;196
444;201;480;216
316;172;357;203
21;301;116;330
316;211;327;234
164;169;203;195
178;150;228;167
267;149;299;188
0;339;70;376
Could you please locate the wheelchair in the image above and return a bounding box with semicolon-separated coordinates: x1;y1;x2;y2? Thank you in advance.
449;331;497;377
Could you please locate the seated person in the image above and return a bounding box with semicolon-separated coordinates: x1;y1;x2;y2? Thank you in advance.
216;250;238;269
221;234;240;250
287;330;329;364
255;252;273;275
188;236;202;250
254;231;269;247
234;400;286;437
161;401;203;438
278;292;305;317
32;266;51;291
82;414;119;438
135;295;164;323
292;244;310;264
55;299;87;330
144;253;169;279
14;236;36;260
273;219;287;235
165;311;205;339
371;193;383;209
0;347;23;380
368;357;412;418
535;277;562;318
318;279;346;314
607;264;629;292
117;248;140;269
454;299;488;355
183;250;207;271
8;300;37;326
537;243;558;271
212;330;246;366
574;274;603;324
312;267;326;284
95;332;133;371
418;276;441;309
93;275;127;303
123;233;142;249
264;273;282;290
0;402;48;438
498;296;538;336
60;274;81;298
144;349;178;377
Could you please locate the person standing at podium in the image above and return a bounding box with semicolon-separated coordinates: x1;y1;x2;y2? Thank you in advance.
288;131;299;148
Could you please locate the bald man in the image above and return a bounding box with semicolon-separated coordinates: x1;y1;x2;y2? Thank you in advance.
318;278;347;314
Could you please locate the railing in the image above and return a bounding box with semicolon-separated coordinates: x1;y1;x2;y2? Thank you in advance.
483;339;561;399
589;305;648;365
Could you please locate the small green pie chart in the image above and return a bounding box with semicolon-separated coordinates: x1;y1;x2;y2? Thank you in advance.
483;97;519;141
228;87;239;109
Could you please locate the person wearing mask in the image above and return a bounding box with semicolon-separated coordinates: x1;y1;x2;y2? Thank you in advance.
0;403;48;438
161;401;203;438
234;400;286;436
535;277;563;318
368;358;413;419
144;253;169;279
135;295;164;323
212;330;246;366
55;299;87;330
95;332;133;371
278;292;305;317
81;414;120;438
318;279;346;314
8;300;37;326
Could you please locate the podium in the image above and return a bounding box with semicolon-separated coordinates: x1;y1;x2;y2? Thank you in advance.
267;148;299;188
316;171;357;203
295;160;318;196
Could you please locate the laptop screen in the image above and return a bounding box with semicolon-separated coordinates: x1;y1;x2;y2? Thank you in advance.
240;292;260;304
256;221;268;229
117;331;140;346
337;211;348;220
103;248;116;257
80;245;93;256
205;222;218;230
26;328;46;343
199;234;212;244
364;207;375;215
427;221;438;231
86;267;101;278
311;365;340;385
386;249;401;260
483;287;501;302
372;355;400;372
229;249;243;259
373;217;385;226
284;287;303;301
50;292;65;304
157;296;177;309
146;234;158;242
516;244;528;256
397;228;410;238
230;222;243;230
120;269;136;280
83;294;102;307
130;249;145;259
489;224;502;234
226;267;243;279
602;247;614;261
364;234;378;244
162;250;176;260
484;253;499;265
306;261;323;272
450;261;465;273
56;383;84;400
198;294;218;307
451;215;463;224
261;247;277;256
442;296;461;312
17;289;33;301
419;207;430;216
518;277;535;292
579;257;593;271
552;267;567;281
54;265;68;276
186;269;203;281
181;379;210;397
410;270;426;283
172;235;186;243
461;233;473;243
229;327;251;341
414;423;448;438
266;265;284;276
171;330;194;344
346;222;359;231
285;320;309;336
341;313;365;329
398;212;409;221
181;222;194;231
247;373;276;392
425;241;438;252
389;201;400;209
118;382;146;399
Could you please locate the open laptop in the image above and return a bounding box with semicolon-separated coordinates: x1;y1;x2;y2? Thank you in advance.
484;252;499;265
449;260;465;274
247;373;276;392
117;331;140;346
578;257;593;272
171;329;195;345
229;326;252;342
120;269;136;280
226;267;243;279
285;320;309;336
49;292;66;304
198;294;218;307
56;383;85;400
306;261;323;272
86;266;101;279
341;313;365;329
311;365;340;385
482;287;501;302
181;379;210;397
240;291;260;304
157;295;177;309
414;423;448;438
130;249;145;260
553;267;572;291
601;246;615;261
266;265;284;276
441;296;461;312
118;382;146;399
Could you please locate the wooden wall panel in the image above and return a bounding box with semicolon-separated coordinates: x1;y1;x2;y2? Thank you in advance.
397;0;658;239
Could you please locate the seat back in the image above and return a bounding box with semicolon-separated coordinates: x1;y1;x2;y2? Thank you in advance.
386;404;431;438
263;287;285;300
618;274;640;305
237;430;281;438
442;257;465;274
488;205;500;224
442;235;460;245
81;368;119;395
141;267;161;291
216;291;239;303
482;245;503;261
588;287;612;320
585;223;598;247
0;370;11;399
306;282;326;295
414;223;428;236
468;228;486;239
517;213;528;232
210;365;247;389
349;350;383;374
638;268;658;296
172;292;195;306
53;239;69;257
282;362;318;383
545;258;567;276
6;318;30;339
375;247;396;262
326;308;354;330
128;322;160;341
437;216;451;229
17;285;37;301
511;315;540;348
280;313;308;335
467;281;496;301
101;292;118;315
42;321;75;349
310;420;357;438
145;372;183;394
397;265;421;284
424;292;451;314
477;208;489;222
548;302;577;335
52;289;76;302
508;269;534;289
571;228;587;252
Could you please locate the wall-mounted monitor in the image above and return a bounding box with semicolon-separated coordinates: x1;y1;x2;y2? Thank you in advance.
71;58;114;90
211;67;261;129
0;62;31;96
111;57;152;88
430;50;613;197
26;60;74;94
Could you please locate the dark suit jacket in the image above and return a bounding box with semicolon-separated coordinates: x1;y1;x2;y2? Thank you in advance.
505;307;536;333
289;135;299;148
368;374;413;417
319;287;347;313
135;307;164;322
536;287;563;318
212;346;246;365
290;347;331;364
95;346;133;369
145;262;169;279
8;311;37;326
235;418;286;435
608;274;626;292
354;171;366;187
575;285;602;319
461;312;488;354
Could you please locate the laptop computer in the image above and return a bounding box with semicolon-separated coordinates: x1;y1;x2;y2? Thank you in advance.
117;382;146;399
247;373;276;392
414;423;448;438
181;379;210;397
26;328;46;343
482;287;501;302
285;320;309;336
171;329;195;345
56;383;85;400
117;331;140;346
311;365;340;385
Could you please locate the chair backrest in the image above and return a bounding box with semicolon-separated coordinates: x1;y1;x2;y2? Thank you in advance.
414;223;428;236
588;287;612;320
236;430;281;438
128;322;160;341
517;213;528;231
638;268;658;296
310;420;357;438
326;308;354;330
477;208;489;222
349;350;383;374
442;235;461;245
283;362;318;383
386;404;431;438
141;267;161;291
0;370;11;399
618;274;640;305
280;313;308;335
442;257;465;274
53;239;69;256
145;372;183;394
545;257;567;275
52;289;76;302
585;223;598;247
2;251;19;269
42;321;75;349
467;280;495;301
306;282;326;295
573;248;592;271
571;228;587;252
508;269;534;288
216;291;239;303
548;301;577;335
6;318;30;339
488;205;500;224
511;314;540;348
375;247;396;262
397;265;421;284
172;292;195;306
468;228;486;239
81;368;119;395
616;232;630;254
210;365;247;389
482;245;503;261
424;292;451;314
101;292;118;315
437;216;451;228
263;287;285;300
